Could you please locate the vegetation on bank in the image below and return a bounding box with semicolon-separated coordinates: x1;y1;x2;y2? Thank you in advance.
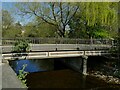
88;57;120;84
17;64;29;87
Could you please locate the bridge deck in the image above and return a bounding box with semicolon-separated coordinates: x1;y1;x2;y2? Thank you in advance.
2;50;110;60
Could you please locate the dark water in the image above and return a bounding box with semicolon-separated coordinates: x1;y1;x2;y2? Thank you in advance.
9;59;54;74
9;57;120;89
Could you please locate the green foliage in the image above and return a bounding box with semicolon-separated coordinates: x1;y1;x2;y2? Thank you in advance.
2;10;22;38
3;27;21;38
3;2;118;39
69;2;118;39
2;10;13;30
91;25;109;38
17;64;29;86
24;22;56;38
13;39;30;53
79;2;117;26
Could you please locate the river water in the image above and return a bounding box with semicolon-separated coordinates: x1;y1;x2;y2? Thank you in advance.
9;57;120;89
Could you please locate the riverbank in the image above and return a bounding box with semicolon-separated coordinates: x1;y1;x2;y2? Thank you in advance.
87;56;120;86
88;71;120;85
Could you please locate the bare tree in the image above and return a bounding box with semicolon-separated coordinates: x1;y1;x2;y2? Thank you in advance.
16;2;79;38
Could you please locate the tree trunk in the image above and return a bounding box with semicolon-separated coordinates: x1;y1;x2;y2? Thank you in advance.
57;27;65;38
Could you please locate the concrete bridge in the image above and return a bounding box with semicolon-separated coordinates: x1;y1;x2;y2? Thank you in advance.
2;38;114;75
2;50;110;76
2;38;113;53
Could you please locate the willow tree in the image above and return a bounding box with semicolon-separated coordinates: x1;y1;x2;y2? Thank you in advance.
15;2;79;38
83;2;117;39
69;2;118;40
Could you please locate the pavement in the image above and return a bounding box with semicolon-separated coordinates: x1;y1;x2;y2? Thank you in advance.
1;63;27;89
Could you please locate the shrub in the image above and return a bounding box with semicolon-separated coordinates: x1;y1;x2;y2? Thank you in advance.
13;39;30;53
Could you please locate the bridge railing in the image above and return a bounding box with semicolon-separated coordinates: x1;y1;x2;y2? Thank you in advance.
2;38;113;45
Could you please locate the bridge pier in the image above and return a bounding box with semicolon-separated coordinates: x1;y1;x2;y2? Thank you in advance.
82;55;88;75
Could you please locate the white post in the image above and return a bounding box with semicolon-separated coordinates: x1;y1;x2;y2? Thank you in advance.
46;52;49;57
82;55;88;75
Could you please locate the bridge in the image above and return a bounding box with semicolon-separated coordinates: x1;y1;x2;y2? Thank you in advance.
2;38;112;60
2;37;113;52
2;38;114;75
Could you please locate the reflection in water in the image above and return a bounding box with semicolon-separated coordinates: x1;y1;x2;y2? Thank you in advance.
82;75;86;88
9;58;120;89
9;59;54;74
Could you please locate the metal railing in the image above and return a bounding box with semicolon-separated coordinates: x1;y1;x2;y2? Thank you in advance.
2;37;114;45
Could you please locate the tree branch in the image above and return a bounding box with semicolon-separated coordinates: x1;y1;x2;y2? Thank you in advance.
33;10;57;26
66;6;79;25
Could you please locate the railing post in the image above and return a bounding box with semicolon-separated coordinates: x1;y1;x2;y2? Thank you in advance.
76;39;78;50
90;37;93;44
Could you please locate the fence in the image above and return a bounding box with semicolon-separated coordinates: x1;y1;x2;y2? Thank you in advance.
2;37;114;45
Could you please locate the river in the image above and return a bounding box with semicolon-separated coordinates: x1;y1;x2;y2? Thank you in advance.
9;57;120;89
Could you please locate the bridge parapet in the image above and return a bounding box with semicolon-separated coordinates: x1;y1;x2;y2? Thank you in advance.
2;44;112;53
2;38;114;45
2;38;113;53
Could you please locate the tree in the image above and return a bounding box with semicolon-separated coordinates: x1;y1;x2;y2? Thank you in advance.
2;10;14;37
2;10;22;38
23;22;38;37
2;10;13;30
69;2;118;39
15;2;79;38
3;26;21;38
24;21;56;38
35;22;56;38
